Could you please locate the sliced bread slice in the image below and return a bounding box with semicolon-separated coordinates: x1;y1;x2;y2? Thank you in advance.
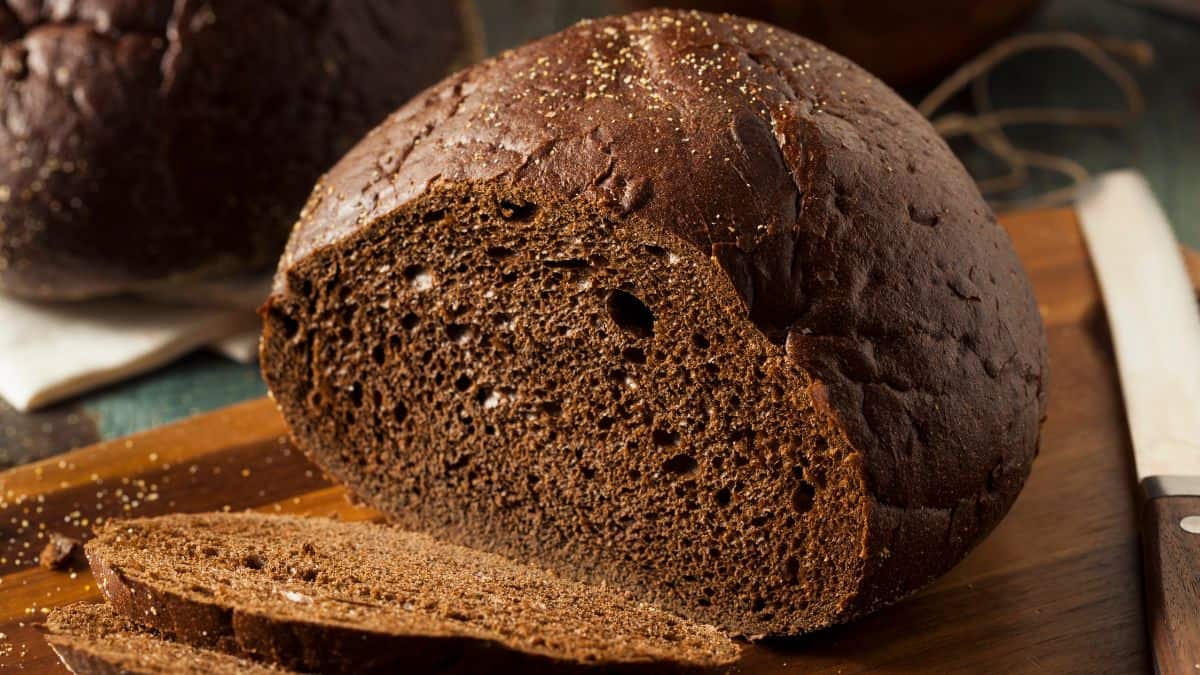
45;602;286;674
86;513;740;673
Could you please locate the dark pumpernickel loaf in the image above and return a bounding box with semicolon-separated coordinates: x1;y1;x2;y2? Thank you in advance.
261;10;1049;637
0;0;480;300
45;602;286;674
86;513;741;673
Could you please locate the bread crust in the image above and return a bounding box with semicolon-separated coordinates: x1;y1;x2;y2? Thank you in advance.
44;601;287;674
0;0;480;299
266;9;1048;632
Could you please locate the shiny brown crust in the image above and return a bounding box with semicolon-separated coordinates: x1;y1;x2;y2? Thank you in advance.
262;10;1048;635
0;0;480;299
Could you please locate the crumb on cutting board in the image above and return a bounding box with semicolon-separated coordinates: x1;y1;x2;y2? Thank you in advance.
39;532;81;571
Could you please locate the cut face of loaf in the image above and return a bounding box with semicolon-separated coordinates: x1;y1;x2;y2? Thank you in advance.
262;10;1048;636
45;602;287;675
86;513;740;673
265;189;865;635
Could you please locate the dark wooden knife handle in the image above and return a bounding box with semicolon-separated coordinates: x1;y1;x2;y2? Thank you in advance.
1142;495;1200;675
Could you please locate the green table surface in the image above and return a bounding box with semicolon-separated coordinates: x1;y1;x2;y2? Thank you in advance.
2;0;1196;467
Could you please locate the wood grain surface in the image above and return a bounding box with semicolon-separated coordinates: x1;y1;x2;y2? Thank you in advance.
0;207;1193;673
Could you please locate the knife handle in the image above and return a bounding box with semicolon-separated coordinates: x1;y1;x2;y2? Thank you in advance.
1142;495;1200;675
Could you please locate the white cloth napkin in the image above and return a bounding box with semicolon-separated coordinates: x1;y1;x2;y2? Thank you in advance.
0;275;271;412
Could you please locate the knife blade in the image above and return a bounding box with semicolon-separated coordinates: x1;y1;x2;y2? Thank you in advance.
1078;170;1200;675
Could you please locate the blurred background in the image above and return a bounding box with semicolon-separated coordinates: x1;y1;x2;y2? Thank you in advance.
3;0;1197;467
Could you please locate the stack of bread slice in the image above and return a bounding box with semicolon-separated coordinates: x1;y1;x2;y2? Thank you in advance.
44;511;739;667
45;513;741;674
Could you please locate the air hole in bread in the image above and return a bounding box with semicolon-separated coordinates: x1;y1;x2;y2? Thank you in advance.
401;313;420;330
454;375;472;392
393;402;408;424
714;487;732;506
791;483;816;514
653;428;681;447
662;453;698;476
539;401;563;416
605;290;654;338
270;308;300;339
446;323;472;343
640;244;668;258
486;245;516;259
403;265;433;290
499;200;538;221
242;554;264;571
543;258;589;269
371;344;386;365
783;557;800;585
348;383;363;407
621;347;646;364
692;333;710;350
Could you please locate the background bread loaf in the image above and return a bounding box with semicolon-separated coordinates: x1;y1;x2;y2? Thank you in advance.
0;0;480;299
262;10;1048;637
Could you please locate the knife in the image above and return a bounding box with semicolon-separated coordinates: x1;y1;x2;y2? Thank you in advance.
1078;170;1200;675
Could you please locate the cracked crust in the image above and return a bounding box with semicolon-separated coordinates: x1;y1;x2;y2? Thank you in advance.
0;0;480;300
265;10;1048;635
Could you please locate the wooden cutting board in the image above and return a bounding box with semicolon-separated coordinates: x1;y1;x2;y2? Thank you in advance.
0;207;1192;674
